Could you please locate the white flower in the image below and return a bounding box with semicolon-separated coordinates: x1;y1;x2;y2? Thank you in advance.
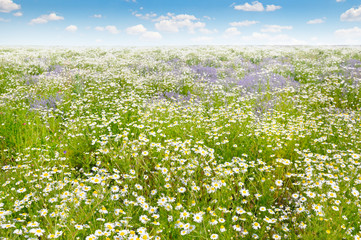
39;209;48;216
111;186;119;193
299;222;307;229
252;222;261;229
94;229;103;236
351;188;359;197
13;229;23;235
273;234;281;240
240;188;250;197
211;234;219;239
85;235;98;240
275;180;283;187
74;224;83;230
178;187;186;193
30;228;45;236
180;211;190;219
332;206;339;211
99;207;108;214
139;215;150;224
193;213;203;223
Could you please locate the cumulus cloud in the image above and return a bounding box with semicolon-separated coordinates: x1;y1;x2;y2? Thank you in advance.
191;36;213;44
132;12;209;35
336;0;345;2
335;26;361;36
234;1;281;12
154;13;206;33
0;0;20;13
307;18;326;24
12;11;21;16
132;12;157;20
126;24;162;41
261;25;292;33
340;5;361;22
266;4;282;11
29;13;64;24
199;28;217;34
126;24;147;35
242;32;306;45
224;27;241;37
229;20;259;27
95;25;120;34
234;1;264;11
203;16;213;21
93;14;102;18
65;25;78;32
141;31;162;40
335;27;361;44
105;25;120;34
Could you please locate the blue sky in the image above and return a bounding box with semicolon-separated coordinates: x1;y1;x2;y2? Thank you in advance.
0;0;361;46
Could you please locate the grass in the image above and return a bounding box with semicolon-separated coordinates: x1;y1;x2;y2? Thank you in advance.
0;46;360;240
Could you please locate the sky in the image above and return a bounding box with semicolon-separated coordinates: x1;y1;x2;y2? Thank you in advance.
0;0;361;46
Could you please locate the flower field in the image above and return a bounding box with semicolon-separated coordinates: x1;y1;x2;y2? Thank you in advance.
0;46;361;239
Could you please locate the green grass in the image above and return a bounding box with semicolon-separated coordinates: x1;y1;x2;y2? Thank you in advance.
0;46;360;240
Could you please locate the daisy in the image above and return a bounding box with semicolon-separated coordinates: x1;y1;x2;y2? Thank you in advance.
193;213;203;223
275;180;283;187
30;228;45;237
210;234;219;239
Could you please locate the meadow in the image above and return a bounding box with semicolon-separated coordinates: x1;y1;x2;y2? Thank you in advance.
0;46;360;240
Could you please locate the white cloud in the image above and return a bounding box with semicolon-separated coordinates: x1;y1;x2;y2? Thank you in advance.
335;27;361;44
141;31;162;40
340;5;361;22
224;27;241;37
65;25;77;32
335;27;361;36
126;24;147;35
29;13;64;24
133;12;157;20
229;20;259;27
191;36;213;43
242;32;306;45
105;25;120;34
266;4;282;12
0;17;10;22
0;0;20;13
307;18;325;24
234;1;264;11
95;26;104;31
13;11;21;16
93;14;102;18
336;0;345;2
95;25;120;34
126;24;162;41
155;20;179;32
261;25;292;33
234;1;281;12
199;28;217;34
173;14;197;21
154;13;206;33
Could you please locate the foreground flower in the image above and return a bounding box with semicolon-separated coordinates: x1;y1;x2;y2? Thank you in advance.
211;233;219;239
30;228;45;236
